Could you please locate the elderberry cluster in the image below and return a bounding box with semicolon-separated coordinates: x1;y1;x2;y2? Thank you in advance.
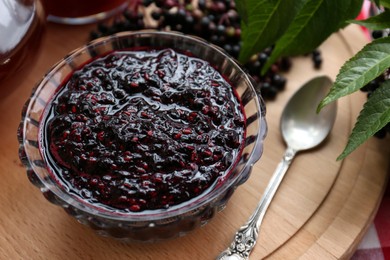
360;70;390;138
357;29;390;139
90;0;323;101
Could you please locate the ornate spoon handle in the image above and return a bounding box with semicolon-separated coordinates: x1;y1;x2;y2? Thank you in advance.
216;147;297;260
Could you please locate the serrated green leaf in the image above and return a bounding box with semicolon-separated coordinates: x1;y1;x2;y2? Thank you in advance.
237;0;302;63
340;0;367;28
337;82;390;160
349;10;390;30
234;0;248;25
318;37;390;111
262;0;363;74
380;0;390;9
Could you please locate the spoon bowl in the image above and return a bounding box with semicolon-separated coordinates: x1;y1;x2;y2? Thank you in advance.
217;76;337;260
281;76;337;151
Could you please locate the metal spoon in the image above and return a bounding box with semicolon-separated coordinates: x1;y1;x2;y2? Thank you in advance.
216;76;337;260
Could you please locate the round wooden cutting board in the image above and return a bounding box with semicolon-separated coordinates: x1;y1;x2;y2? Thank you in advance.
213;24;390;259
0;22;389;260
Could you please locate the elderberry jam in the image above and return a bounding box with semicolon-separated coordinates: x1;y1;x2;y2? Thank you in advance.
41;48;246;213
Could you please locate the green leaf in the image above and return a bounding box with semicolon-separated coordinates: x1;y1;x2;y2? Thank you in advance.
349;10;390;30
337;82;390;160
234;0;248;25
262;0;363;74
340;0;367;28
318;37;390;111
237;0;302;63
379;0;390;9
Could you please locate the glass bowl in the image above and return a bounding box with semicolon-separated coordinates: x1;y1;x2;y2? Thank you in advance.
17;30;267;242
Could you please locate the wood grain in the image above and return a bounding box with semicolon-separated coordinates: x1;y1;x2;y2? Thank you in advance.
1;23;389;260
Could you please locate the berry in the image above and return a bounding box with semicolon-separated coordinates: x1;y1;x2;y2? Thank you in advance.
312;49;322;69
151;11;161;20
142;0;153;7
260;82;278;100
360;46;390;140
372;30;383;39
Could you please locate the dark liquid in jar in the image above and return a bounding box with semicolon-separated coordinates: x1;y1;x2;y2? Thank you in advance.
41;0;128;18
41;48;246;213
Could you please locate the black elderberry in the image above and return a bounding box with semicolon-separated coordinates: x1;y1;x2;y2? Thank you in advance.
361;80;379;92
372;30;384;39
142;0;153;7
216;24;226;35
260;82;278;100
97;23;109;34
223;43;233;54
258;52;268;64
198;0;206;11
200;16;210;28
272;74;286;91
89;30;100;40
231;44;240;58
279;57;291;72
151;11;161;20
374;128;387;139
176;8;187;23
312;50;322;69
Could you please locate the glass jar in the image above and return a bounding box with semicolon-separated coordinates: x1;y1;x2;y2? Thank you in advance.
0;0;45;86
41;0;129;25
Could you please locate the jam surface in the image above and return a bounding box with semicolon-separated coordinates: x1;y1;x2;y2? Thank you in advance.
42;49;246;212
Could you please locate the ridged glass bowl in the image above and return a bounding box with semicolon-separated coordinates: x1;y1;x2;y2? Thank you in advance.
17;30;267;242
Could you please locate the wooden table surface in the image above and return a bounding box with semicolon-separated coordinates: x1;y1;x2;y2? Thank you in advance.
1;23;389;260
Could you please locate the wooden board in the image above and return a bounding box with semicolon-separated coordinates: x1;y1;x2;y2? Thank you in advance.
0;23;389;260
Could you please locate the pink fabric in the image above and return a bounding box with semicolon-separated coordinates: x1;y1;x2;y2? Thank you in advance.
352;183;390;259
356;0;373;40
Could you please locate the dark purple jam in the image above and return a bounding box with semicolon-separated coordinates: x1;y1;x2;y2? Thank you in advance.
41;48;246;213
